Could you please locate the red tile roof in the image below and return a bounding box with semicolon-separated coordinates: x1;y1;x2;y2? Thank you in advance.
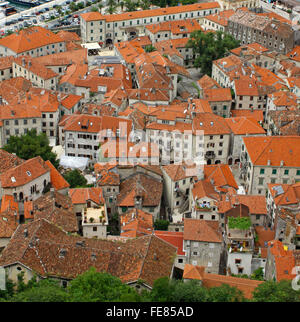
69;187;105;205
184;219;222;243
0;156;50;188
45;161;69;191
117;173;163;207
155;231;184;256
243;136;300;167
81;2;220;22
0;219;176;287
0;150;24;175
0;26;64;54
225;117;265;135
203;88;232;102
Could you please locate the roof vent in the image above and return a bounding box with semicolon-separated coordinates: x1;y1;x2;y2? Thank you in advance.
76;241;85;248
59;249;67;258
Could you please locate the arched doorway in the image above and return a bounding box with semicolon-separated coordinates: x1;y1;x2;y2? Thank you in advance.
207;159;212;165
19;192;23;201
228;157;233;165
215;160;221;164
106;38;113;46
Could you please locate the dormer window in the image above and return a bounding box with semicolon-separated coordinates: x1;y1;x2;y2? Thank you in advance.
26;171;31;176
11;177;16;183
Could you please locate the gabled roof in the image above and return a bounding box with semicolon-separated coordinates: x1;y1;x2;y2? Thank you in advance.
268;182;300;206
162;162;197;182
231;109;264;123
155;230;185;256
243;136;300;167
0;210;19;238
225;117;265;135
117;173;163;207
0;26;64;54
183;219;222;243
45;161;69;191
203;87;232;102
183;264;263;299
192;113;231;135
69;187;105;205
197;74;220;90
0;156;49;188
0;219;176;286
204;164;238;190
192;180;219;201
268;240;297;281
0;150;23;175
81;2;220;22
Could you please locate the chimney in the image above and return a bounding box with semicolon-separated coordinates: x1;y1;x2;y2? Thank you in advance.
267;160;271;166
280;160;284;166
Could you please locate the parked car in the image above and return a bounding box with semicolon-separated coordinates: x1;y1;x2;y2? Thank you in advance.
32;18;37;24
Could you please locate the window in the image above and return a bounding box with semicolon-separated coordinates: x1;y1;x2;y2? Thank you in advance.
178;258;183;263
15;120;18;125
193;252;198;256
258;178;264;185
272;169;277;175
256;215;260;220
260;169;265;174
93;227;97;231
235;259;241;264
297;170;300;176
284;170;289;175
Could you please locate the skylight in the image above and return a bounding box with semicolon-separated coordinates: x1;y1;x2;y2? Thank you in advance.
11;177;16;183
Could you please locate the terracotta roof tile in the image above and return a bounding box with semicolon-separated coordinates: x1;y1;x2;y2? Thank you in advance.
0;150;24;175
117;173;162;207
0;156;50;188
0;210;19;238
203;87;232;101
183;219;222;243
45;161;69;191
81;2;220;22
155;230;184;256
0;26;64;54
69;187;105;205
0;219;176;286
243;136;300;167
225;117;265;135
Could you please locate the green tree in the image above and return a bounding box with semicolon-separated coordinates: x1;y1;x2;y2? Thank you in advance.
63;169;87;188
154;219;169;231
145;44;157;53
251;267;264;281
170;280;209;302
11;279;69;302
140;0;151;9
208;284;245;302
91;6;98;11
67;267;141;302
106;0;117;14
123;0;138;11
252;280;300;302
69;2;77;11
3;129;59;168
150;277;175;302
187;30;240;76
